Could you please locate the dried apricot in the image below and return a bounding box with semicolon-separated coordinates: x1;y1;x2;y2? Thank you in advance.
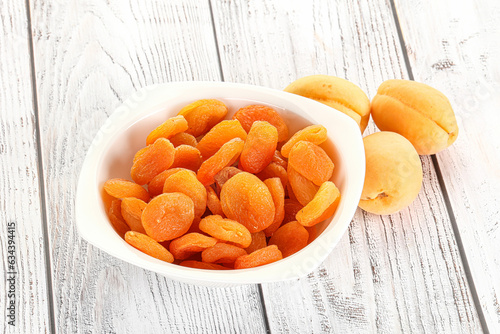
169;132;198;147
220;172;275;233
196;120;247;159
107;199;129;237
288;141;334;186
263;178;285;237
214;167;243;192
287;165;319;206
141;192;194;241
255;162;288;188
147;168;187;197
121;197;147;234
240;121;278;173
125;231;174;263
199;215;251;248
178;99;228;137
197;138;244;186
232;105;289;142
245;231;267;254
169;233;217;260
104;178;150;202
201;243;247;264
131;138;175;185
271;150;287;169
269;221;309;257
234;245;283;269
206;186;224;216
163;170;207;218
170;145;203;171
179;260;229;270
281;124;327;158
283;199;303;225
296;181;341;227
146;115;188;145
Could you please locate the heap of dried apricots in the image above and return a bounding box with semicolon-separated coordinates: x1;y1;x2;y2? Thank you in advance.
102;100;340;270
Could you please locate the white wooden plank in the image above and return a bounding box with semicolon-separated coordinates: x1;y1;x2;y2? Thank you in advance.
30;0;266;333
0;1;51;333
211;0;482;332
394;0;500;331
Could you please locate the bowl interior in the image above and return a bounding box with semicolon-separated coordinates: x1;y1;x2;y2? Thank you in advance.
77;82;364;285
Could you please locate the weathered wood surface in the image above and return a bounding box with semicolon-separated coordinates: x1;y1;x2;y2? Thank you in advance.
395;0;500;331
211;0;482;332
29;0;266;333
0;0;51;333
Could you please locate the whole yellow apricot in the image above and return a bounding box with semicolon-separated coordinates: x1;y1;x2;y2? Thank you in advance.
284;75;371;133
359;132;423;215
371;79;458;155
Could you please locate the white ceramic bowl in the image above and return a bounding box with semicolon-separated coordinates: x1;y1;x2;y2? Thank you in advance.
76;81;365;286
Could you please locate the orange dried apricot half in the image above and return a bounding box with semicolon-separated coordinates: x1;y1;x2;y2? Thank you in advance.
121;197;147;234
131;138;175;185
170;145;203;171
245;231;267;254
201;243;247;264
206;186;224;216
196;120;247;159
296;181;341;227
232;105;289;142
163;169;207;218
197;138;244;186
281;124;327;158
263;178;285;237
199;215;252;248
107;199;129;237
287;165;319;206
288;141;334;186
220;172;275;233
240;121;278;173
141;192;194;241
104;178;150;202
169;132;198;147
146;115;188;145
125;231;174;263
269;221;309;257
169;233;217;260
178;99;228;137
234;245;283;269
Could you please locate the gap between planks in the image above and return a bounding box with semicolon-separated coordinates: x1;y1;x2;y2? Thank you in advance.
389;0;489;332
24;0;56;333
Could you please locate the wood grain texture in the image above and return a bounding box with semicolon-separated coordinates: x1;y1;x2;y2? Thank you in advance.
211;0;482;332
394;0;500;331
29;0;266;333
0;1;51;333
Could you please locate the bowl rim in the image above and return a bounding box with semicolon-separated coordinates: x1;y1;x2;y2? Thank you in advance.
75;81;365;285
